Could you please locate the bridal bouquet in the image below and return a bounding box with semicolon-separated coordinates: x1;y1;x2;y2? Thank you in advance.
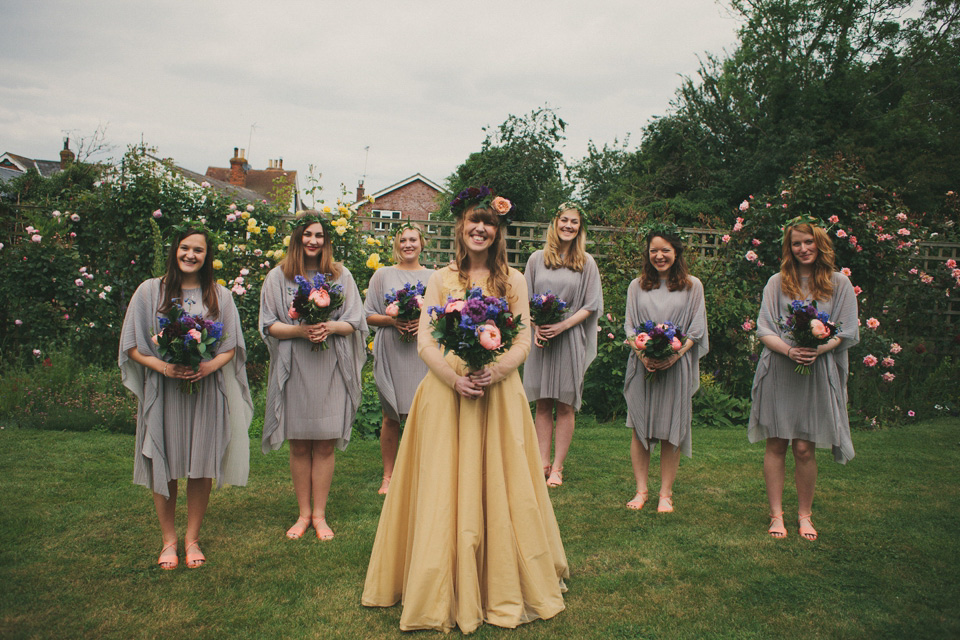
154;302;225;394
288;274;345;351
529;291;568;347
385;281;426;342
429;286;523;371
777;300;839;374
628;320;686;381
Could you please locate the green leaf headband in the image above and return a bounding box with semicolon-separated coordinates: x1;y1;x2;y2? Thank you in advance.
784;214;827;229
291;210;333;237
167;222;226;248
555;201;587;224
639;220;686;243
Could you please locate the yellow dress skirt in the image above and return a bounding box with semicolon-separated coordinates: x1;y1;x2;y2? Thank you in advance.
361;352;569;633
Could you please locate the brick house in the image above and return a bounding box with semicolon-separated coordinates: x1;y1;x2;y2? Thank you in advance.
0;138;76;178
351;173;445;231
205;147;300;211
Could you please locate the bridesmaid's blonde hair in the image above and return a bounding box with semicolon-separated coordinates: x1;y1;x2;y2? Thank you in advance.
543;204;587;271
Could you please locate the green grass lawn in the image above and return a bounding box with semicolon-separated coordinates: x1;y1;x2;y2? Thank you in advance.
1;418;958;639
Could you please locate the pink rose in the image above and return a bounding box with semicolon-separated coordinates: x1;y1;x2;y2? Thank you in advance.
881;357;894;368
671;337;683;351
477;321;502;350
227;214;237;222
721;234;731;243
946;259;957;269
444;299;466;313
866;317;880;329
246;204;255;212
288;306;300;320
70;213;80;222
742;319;755;331
606;313;613;322
828;215;839;224
853;286;862;296
414;295;424;308
836;229;847;238
490;196;512;215
897;228;910;236
152;209;162;218
607;332;615;340
385;302;399;317
32;349;41;357
751;238;761;246
309;288;331;307
74;278;84;286
896;212;907;221
863;354;878;367
882;372;895;382
229;204;237;211
840;267;852;276
14;319;22;326
31;234;42;243
739;199;750;212
187;329;202;342
809;319;830;339
745;250;758;262
633;333;651;350
889;343;902;354
907;410;915;417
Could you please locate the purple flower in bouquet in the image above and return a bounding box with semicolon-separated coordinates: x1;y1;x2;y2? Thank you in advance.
384;280;426;342
290;274;345;351
429;286;522;373
777;300;840;374
154;302;226;393
530;291;568;347
627;320;685;381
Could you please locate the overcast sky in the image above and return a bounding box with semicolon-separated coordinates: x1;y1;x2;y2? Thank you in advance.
1;0;742;202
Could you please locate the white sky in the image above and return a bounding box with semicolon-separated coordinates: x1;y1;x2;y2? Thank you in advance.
0;0;742;202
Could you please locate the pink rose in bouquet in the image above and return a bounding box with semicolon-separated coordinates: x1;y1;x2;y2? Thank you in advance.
445;299;466;314
385;302;400;317
477;321;502;350
309;288;331;308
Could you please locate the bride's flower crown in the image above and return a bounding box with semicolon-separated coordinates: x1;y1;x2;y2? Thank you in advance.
449;186;516;223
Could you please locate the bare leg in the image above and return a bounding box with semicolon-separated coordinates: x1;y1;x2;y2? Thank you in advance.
184;477;212;567
793;439;818;540
379;415;401;494
764;438;789;538
659;443;681;500
535;399;555;475
549;401;576;472
311;440;336;540
627;430;650;508
153;480;178;568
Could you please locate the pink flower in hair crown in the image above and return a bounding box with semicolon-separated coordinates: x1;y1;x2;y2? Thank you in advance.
491;197;512;215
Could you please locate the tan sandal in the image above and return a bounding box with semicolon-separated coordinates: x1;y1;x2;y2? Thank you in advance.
798;513;818;541
286;516;311;540
768;511;787;539
157;541;178;570
626;490;648;510
546;467;563;488
185;540;205;569
657;494;674;513
312;516;335;541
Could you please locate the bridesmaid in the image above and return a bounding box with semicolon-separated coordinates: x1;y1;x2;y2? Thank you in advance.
259;211;368;540
523;203;603;487
120;227;252;569
364;222;434;495
623;228;708;513
749;218;858;540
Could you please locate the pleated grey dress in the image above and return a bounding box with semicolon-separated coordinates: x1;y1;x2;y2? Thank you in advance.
119;279;253;498
259;265;368;453
748;272;859;463
622;276;708;457
522;251;603;410
363;266;434;421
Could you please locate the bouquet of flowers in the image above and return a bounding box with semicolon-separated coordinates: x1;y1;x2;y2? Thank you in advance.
429;286;523;372
777;300;840;374
529;291;568;347
154;302;225;394
384;281;426;342
627;320;686;381
288;274;345;351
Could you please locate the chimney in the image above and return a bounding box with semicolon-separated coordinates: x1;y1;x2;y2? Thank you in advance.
356;180;365;202
278;158;283;170
60;137;75;169
229;147;246;187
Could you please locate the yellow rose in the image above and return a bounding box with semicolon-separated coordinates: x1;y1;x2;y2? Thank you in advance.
338;205;348;215
341;210;352;219
212;259;224;270
323;205;331;213
218;243;227;252
366;253;382;269
248;217;257;227
248;226;261;235
366;236;378;246
216;278;227;286
275;251;285;260
267;225;276;235
283;236;290;247
237;244;247;251
241;212;250;220
335;227;347;236
366;195;375;204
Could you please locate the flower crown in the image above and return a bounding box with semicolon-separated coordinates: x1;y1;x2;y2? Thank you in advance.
784;214;827;229
639;220;686;243
556;201;586;224
292;210;333;237
167;222;226;249
449;186;516;223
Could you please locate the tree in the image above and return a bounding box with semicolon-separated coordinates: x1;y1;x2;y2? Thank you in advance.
444;106;572;221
